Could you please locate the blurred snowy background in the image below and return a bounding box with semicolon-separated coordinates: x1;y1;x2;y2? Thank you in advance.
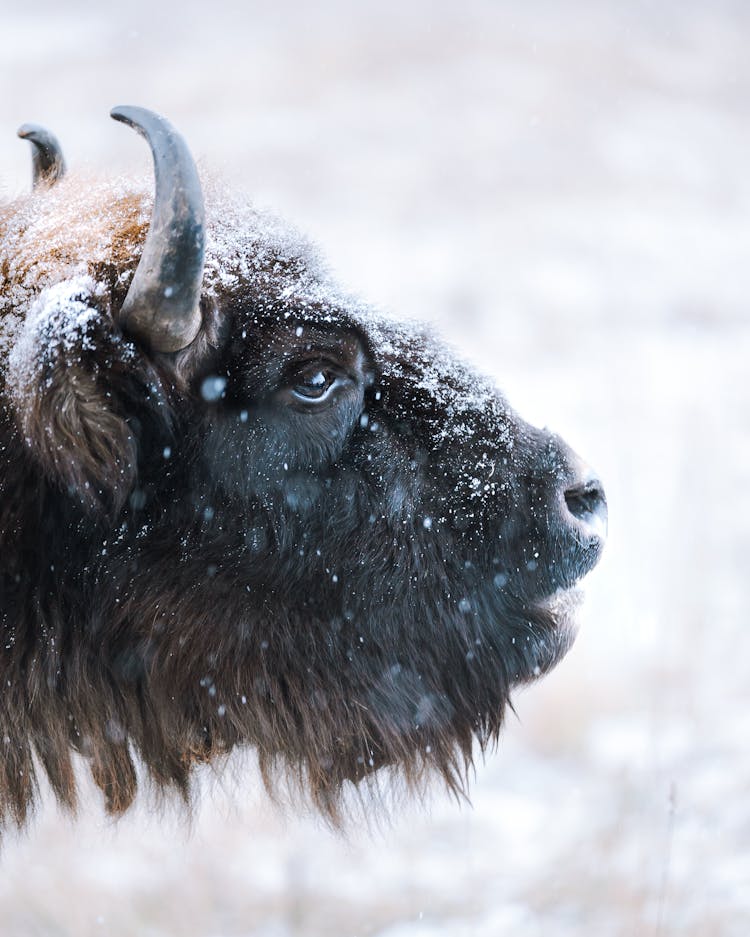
1;0;749;934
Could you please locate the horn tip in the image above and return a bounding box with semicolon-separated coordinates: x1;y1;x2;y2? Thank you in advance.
17;123;39;141
110;105;150;128
110;106;130;124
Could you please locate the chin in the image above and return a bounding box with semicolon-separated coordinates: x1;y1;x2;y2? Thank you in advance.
521;586;585;684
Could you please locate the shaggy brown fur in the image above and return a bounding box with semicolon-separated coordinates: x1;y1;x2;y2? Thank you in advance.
0;172;604;831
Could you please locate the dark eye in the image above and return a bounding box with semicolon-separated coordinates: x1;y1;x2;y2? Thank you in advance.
291;367;337;401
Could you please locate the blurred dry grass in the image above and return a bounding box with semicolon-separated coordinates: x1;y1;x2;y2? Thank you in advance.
1;1;749;935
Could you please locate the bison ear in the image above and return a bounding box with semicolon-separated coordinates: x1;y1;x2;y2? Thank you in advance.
9;276;166;514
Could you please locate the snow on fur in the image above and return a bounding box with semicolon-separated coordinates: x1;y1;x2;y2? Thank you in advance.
0;172;503;449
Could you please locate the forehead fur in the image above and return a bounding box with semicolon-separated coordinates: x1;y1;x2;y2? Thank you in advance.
0;172;330;324
0;171;503;447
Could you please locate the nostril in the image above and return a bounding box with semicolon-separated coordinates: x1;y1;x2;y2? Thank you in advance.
565;481;604;520
564;478;608;539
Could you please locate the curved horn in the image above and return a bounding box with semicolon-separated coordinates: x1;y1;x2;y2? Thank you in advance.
17;123;66;188
110;106;204;353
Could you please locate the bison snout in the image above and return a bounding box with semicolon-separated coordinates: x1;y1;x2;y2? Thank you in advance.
541;441;608;589
564;474;608;546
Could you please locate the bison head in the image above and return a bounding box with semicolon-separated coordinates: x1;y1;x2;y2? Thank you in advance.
0;108;606;826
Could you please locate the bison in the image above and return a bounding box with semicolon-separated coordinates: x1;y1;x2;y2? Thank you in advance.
0;107;606;829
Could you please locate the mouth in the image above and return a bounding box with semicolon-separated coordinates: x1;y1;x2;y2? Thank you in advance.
540;585;585;631
516;585;585;683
